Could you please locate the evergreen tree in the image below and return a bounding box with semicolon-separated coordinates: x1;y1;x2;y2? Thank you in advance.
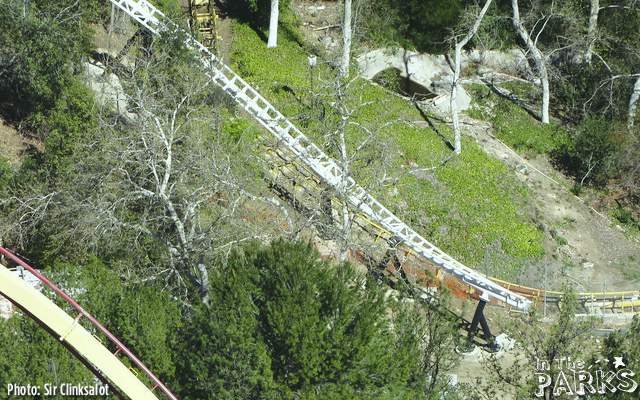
0;314;94;400
597;316;640;399
176;240;460;399
175;246;276;400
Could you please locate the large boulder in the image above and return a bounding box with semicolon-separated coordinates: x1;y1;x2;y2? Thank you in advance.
432;85;472;114
357;48;529;112
84;60;136;122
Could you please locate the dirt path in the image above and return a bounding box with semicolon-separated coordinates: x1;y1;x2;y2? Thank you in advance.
290;0;343;56
216;11;232;64
454;111;640;293
0;118;43;166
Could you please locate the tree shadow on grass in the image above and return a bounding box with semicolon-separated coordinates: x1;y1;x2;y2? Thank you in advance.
411;98;455;151
481;78;542;122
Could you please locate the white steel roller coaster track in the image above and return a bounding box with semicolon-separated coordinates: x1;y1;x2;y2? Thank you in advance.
108;0;533;310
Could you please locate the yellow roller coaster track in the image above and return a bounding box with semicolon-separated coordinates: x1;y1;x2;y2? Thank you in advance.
265;143;640;314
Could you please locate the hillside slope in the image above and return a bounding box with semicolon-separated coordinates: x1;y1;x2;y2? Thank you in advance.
221;3;639;293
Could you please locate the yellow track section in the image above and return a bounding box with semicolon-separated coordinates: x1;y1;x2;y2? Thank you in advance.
267;145;640;308
0;266;159;400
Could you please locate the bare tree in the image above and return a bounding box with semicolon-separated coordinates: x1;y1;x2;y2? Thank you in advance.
511;0;551;124
267;0;279;48
100;77;293;303
578;1;640;138
33;46;295;305
585;0;600;65
451;0;494;155
628;75;640;138
0;190;60;249
301;65;446;263
340;0;353;78
316;75;377;262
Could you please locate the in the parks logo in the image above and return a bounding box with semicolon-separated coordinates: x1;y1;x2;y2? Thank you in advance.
535;357;638;397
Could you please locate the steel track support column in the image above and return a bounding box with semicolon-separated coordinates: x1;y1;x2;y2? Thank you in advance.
384;236;411;289
464;293;499;352
321;188;334;227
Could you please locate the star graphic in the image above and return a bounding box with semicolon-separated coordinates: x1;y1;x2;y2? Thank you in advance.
614;357;625;368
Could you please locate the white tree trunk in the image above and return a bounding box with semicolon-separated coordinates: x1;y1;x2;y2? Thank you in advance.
512;0;550;124
267;0;279;48
341;0;353;78
585;0;600;65
451;0;493;155
338;119;351;263
627;75;640;139
109;3;115;35
197;263;211;306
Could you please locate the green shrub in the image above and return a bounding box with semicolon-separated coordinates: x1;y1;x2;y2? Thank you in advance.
0;157;11;191
554;235;568;246
227;0;291;27
569;183;583;196
26;82;96;176
48;257;182;385
614;206;640;232
552;61;616;121
372;67;402;92
553;115;622;187
364;0;463;52
0;1;93;117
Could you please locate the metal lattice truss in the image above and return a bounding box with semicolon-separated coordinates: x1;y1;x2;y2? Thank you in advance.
108;0;533;310
111;0;164;33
